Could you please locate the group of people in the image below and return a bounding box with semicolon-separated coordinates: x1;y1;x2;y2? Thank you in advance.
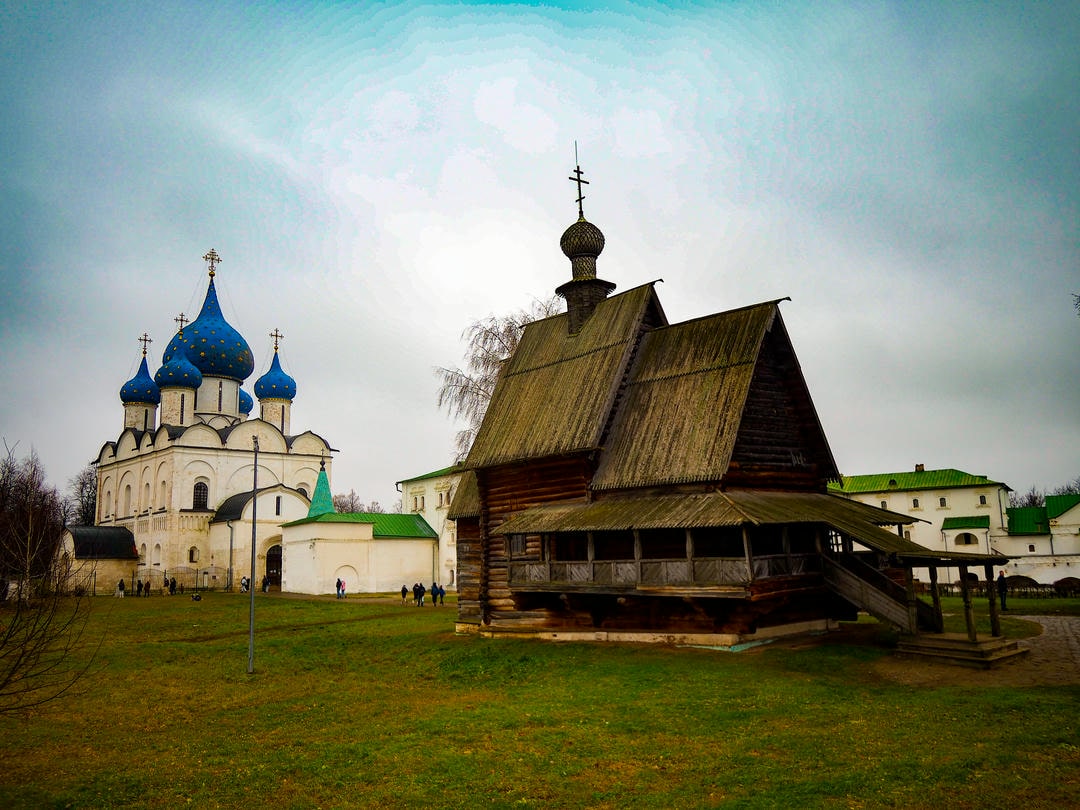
116;577;181;597
402;582;445;606
335;578;347;599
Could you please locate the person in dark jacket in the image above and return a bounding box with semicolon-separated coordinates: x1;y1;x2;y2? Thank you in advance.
997;570;1008;610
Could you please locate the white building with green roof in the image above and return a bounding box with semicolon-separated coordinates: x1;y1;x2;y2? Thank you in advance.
280;462;439;595
830;465;1011;584
397;464;463;591
831;466;1080;586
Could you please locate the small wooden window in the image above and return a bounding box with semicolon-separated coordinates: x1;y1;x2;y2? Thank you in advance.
939;497;947;508
912;498;920;509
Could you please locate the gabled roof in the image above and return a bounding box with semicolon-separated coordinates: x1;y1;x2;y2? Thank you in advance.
282;512;437;538
1046;493;1080;519
464;283;665;469
592;300;837;490
941;515;991;531
397;464;463;485
831;469;1005;494
66;526;138;559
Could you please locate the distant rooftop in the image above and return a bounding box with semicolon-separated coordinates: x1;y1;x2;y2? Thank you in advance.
830;467;1006;495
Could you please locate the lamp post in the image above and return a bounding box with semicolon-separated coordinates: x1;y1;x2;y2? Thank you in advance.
248;436;258;674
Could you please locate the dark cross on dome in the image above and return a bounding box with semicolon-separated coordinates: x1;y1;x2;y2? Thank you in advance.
202;248;221;278
568;141;590;220
269;328;284;352
138;332;152;357
174;312;189;337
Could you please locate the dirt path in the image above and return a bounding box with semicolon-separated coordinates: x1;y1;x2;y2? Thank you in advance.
869;615;1080;687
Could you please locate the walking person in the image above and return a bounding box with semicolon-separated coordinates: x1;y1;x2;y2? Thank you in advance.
998;570;1008;611
335;577;342;599
117;579;125;598
401;584;408;606
137;580;143;597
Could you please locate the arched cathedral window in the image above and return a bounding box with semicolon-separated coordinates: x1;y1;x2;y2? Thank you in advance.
193;482;209;510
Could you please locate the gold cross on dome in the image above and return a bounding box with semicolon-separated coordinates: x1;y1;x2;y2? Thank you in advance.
202;248;221;278
174;312;189;336
269;328;284;351
138;332;152;356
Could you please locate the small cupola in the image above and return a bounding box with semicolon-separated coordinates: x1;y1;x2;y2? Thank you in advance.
119;333;160;432
555;160;616;334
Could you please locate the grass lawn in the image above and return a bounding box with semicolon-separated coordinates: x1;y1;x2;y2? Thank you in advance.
1;593;1077;809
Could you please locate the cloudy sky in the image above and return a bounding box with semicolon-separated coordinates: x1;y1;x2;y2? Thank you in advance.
1;1;1077;508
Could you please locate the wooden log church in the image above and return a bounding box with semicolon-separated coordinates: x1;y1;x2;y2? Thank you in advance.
450;164;1013;656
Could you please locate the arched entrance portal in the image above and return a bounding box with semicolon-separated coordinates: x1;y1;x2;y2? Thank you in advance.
265;545;282;589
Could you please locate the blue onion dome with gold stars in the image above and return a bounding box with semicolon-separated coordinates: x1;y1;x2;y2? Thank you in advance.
160;251;254;382
154;347;203;390
238;388;254;415
120;355;160;405
254;351;296;400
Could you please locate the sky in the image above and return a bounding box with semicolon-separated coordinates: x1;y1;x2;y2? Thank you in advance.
1;1;1077;509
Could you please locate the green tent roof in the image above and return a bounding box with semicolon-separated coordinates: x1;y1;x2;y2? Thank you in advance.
941;515;990;531
282;511;437;538
830;468;1004;494
307;463;335;518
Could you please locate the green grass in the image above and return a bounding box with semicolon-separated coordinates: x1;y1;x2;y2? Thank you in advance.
1;593;1078;809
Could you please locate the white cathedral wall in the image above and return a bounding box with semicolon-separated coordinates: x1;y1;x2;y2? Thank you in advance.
95;428;328;581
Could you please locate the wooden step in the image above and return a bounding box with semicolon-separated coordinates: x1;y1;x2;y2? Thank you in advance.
895;633;1030;669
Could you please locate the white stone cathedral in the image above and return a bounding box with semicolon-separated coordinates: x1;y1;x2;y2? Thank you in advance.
93;250;332;590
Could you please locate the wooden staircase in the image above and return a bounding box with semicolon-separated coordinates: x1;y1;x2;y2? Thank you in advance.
895;633;1030;669
822;554;938;634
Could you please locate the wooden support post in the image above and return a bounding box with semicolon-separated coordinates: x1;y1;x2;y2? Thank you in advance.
928;567;943;633
986;563;1001;637
904;566;918;635
959;565;977;642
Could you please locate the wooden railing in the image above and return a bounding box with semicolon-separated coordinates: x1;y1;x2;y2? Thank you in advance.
508;555;818;588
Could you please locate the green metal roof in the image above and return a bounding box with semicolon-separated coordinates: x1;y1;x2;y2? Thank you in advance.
941;515;990;531
1046;493;1080;520
397;464;462;485
830;468;1004;494
1007;507;1049;535
282;511;437;538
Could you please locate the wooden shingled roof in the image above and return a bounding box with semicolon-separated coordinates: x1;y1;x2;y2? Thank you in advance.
464;282;666;470
465;283;838;492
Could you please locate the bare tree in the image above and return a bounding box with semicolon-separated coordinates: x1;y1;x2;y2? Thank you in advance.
0;444;94;714
435;297;561;459
333;490;362;513
1050;477;1080;497
332;491;387;514
67;465;97;527
1009;485;1045;509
